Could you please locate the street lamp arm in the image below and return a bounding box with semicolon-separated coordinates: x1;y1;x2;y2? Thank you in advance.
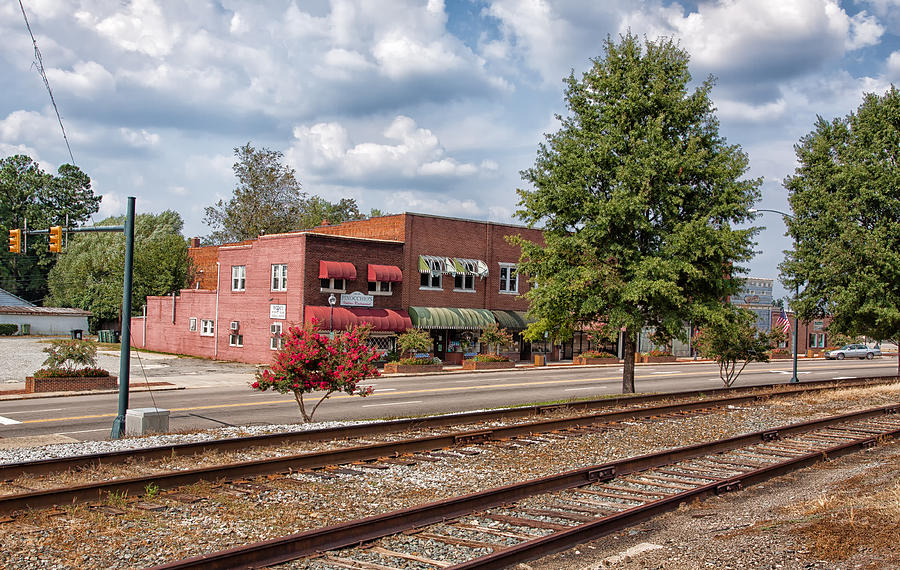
749;207;795;220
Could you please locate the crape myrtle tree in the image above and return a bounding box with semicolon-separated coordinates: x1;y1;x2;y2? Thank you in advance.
692;306;774;388
781;87;900;375
511;33;760;393
252;321;380;422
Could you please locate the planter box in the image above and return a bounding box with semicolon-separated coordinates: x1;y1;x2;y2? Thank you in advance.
443;352;463;365
574;356;620;365
25;375;117;393
462;359;515;371
383;362;443;374
642;355;676;363
769;353;793;359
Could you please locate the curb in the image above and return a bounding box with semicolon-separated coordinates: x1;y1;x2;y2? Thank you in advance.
0;384;184;401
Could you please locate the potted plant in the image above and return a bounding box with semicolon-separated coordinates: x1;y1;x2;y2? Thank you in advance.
574;350;619;365
383;329;443;374
768;347;792;359
463;325;515;370
26;339;116;393
644;349;677;363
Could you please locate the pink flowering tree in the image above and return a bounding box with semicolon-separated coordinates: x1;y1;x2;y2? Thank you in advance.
251;322;380;422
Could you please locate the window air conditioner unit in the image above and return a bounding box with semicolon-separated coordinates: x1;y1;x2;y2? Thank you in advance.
230;321;240;330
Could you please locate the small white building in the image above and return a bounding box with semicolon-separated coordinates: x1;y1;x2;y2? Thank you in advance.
0;288;91;335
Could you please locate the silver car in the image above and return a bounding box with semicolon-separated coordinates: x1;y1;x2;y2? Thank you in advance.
824;344;881;360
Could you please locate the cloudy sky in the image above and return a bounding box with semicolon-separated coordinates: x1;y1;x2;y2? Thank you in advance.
2;0;898;300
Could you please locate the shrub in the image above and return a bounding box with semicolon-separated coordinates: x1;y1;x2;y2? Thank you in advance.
478;323;514;355
396;357;442;366
580;350;617;359
41;340;98;373
396;329;432;358
769;348;791;355
470;354;510;363
33;367;110;378
252;322;380;422
648;349;673;357
0;324;18;336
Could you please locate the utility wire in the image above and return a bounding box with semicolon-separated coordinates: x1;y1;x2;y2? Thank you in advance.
18;0;76;166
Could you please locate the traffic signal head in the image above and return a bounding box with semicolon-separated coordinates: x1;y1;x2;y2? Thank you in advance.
8;229;21;254
49;226;62;253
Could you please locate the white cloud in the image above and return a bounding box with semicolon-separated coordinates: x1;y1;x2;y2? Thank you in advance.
845;10;884;50
46;60;115;97
887;51;900;78
97;191;124;218
76;0;181;58
119;128;160;148
289;115;489;183
373;32;468;78
715;98;789;123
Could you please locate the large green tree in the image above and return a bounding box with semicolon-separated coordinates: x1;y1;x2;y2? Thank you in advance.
47;210;192;329
203;143;369;244
781;87;900;373
0;155;100;303
512;34;760;393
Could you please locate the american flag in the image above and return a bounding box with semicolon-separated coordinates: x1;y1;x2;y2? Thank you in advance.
776;307;791;334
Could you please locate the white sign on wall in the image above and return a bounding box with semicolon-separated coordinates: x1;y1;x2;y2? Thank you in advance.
269;304;286;319
340;291;374;307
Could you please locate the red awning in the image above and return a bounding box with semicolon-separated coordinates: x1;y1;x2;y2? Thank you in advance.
367;264;403;282
305;306;412;332
319;260;357;280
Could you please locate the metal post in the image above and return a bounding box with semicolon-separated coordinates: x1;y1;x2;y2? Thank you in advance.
791;282;799;383
328;293;336;338
110;196;135;439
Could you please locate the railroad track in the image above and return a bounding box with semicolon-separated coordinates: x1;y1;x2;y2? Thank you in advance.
152;403;900;570
0;376;896;516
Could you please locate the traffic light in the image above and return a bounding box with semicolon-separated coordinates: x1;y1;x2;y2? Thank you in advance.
8;229;21;254
49;226;62;253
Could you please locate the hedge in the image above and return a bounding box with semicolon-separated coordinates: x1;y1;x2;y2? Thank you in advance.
0;324;18;336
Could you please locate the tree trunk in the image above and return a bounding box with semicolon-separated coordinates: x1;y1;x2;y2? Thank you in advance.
622;330;636;393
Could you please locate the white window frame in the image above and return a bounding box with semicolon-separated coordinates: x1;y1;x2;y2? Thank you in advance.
368;281;393;295
229;333;243;347
320;277;346;293
270;322;284;350
419;258;442;290
271;263;287;291
453;260;477;292
231;265;246;291
200;319;215;336
499;263;518;294
189;317;197;332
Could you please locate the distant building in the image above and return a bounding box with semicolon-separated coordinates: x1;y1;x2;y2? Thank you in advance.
0;288;91;335
730;277;775;333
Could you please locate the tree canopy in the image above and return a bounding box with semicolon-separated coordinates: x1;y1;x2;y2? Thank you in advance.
782;87;900;356
512;33;761;393
692;306;775;387
202;143;371;244
47;210;192;328
0;155;100;303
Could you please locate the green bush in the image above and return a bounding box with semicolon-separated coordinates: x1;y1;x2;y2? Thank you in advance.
580;350;617;359
397;329;432;357
0;324;18;336
41;339;99;372
396;357;442;366
470;354;510;363
33;367;110;378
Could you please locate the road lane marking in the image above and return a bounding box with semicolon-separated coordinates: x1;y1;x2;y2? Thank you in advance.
0;416;23;425
0;408;64;414
362;401;423;408
833;376;856;380
375;388;396;392
565;387;600;391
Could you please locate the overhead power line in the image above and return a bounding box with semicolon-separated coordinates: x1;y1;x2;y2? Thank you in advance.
18;0;76;166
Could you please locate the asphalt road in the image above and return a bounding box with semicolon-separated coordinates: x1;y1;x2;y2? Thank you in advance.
0;357;896;442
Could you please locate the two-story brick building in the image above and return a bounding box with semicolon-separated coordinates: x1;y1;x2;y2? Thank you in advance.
132;213;546;365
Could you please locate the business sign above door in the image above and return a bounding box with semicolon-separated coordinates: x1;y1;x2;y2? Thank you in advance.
341;291;374;307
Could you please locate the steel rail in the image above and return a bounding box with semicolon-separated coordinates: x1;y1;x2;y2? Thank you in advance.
151;403;900;570
1;375;893;481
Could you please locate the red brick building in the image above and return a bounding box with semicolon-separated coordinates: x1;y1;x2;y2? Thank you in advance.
132;213;545;365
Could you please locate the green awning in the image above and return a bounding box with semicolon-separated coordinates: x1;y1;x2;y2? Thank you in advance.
409;307;497;330
491;310;533;330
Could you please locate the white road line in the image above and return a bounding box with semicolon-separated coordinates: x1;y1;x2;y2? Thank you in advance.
0;408;64;415
362;400;423;408
833;376;857;380
565;387;599;391
56;428;109;435
375;388;396;392
0;416;22;425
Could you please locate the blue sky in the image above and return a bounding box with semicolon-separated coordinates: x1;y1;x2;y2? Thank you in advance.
2;0;898;301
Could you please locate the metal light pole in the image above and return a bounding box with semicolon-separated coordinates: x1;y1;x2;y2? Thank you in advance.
111;196;136;437
328;293;336;338
750;207;800;383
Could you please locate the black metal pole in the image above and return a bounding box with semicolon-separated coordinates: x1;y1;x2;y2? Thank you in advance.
791;281;799;383
110;197;135;439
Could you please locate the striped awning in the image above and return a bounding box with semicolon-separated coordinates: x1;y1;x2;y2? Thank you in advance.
408;307;497;330
449;258;489;278
491;310;533;330
305;306;411;332
418;255;449;274
319;260;357;280
367;264;403;282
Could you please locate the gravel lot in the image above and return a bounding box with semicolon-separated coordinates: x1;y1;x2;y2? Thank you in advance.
0;383;897;568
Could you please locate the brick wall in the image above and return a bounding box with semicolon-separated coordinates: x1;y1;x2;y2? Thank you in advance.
137;290;217;358
26;375;118;392
308;214;407;241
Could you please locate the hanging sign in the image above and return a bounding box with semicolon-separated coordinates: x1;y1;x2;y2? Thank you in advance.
341;291;374;307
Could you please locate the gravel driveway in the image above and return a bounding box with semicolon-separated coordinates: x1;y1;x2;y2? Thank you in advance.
0;337;257;385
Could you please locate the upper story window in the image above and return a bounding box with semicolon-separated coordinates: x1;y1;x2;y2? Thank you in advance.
200;319;215;336
271;264;287;291
453;259;477;292
499;263;518;294
368;281;393;295
419;257;443;290
320;278;346;292
367;264;402;296
231;265;246;291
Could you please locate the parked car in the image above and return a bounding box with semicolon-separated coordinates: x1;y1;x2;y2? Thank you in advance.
824;344;881;360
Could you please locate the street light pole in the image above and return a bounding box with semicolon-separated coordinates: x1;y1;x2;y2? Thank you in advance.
750;207;800;384
328;293;336;337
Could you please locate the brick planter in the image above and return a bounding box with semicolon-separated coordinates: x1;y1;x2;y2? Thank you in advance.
642;355;677;363
462;359;515;371
383;362;443;374
25;375;118;393
574;356;620;365
769;353;793;360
